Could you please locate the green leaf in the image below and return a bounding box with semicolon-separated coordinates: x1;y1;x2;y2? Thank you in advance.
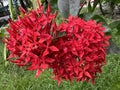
69;0;80;16
58;0;80;18
58;0;69;18
92;0;100;12
79;13;94;20
105;26;111;33
116;23;120;34
108;20;120;29
91;15;108;25
87;0;101;13
107;20;120;35
88;1;92;13
0;27;6;38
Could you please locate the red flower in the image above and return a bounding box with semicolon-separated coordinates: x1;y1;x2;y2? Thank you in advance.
5;5;110;85
50;16;110;85
6;4;58;77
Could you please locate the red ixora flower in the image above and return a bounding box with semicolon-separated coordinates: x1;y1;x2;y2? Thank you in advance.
5;4;110;85
50;16;110;85
6;4;58;77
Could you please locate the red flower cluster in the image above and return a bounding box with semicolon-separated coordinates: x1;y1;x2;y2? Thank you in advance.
51;16;110;85
6;4;58;77
6;4;110;85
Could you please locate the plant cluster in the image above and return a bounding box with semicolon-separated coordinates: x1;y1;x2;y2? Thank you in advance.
5;4;110;85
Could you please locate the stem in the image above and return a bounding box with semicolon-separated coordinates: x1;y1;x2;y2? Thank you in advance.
8;0;14;20
5;0;14;66
4;43;8;66
77;1;86;16
110;1;115;18
99;2;105;16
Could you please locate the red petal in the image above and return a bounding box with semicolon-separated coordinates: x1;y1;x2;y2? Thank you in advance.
35;69;41;78
7;54;14;59
84;71;92;78
84;64;89;71
29;52;38;58
39;34;51;44
53;76;61;86
78;72;83;79
45;58;55;63
74;67;79;75
105;36;111;40
10;59;21;63
43;49;49;56
19;7;26;14
47;4;51;15
86;57;93;62
39;38;46;44
40;63;48;69
49;46;59;51
27;64;37;70
58;78;61;86
72;51;78;56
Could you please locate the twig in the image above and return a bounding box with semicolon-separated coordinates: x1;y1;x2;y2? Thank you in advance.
77;1;86;16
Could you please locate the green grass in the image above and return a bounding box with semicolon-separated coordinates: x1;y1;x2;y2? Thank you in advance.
111;28;120;47
0;42;120;90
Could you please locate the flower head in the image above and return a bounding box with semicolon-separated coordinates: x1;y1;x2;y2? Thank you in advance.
6;5;110;85
50;16;110;84
6;4;58;77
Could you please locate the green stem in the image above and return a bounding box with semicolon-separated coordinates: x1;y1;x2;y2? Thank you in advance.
31;0;39;9
4;43;8;66
8;0;14;20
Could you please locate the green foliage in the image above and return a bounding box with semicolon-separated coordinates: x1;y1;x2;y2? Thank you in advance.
109;20;120;29
0;26;9;66
8;0;15;20
0;27;6;39
49;0;58;12
87;0;102;13
92;15;107;25
87;0;101;13
111;28;120;47
58;0;69;18
109;20;120;33
58;0;80;18
105;0;120;4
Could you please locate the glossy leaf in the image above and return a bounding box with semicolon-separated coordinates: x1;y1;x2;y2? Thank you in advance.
88;1;92;13
91;15;108;25
108;20;120;29
58;0;80;18
92;0;100;12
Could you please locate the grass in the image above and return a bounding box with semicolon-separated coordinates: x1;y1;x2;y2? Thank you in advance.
0;41;120;90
